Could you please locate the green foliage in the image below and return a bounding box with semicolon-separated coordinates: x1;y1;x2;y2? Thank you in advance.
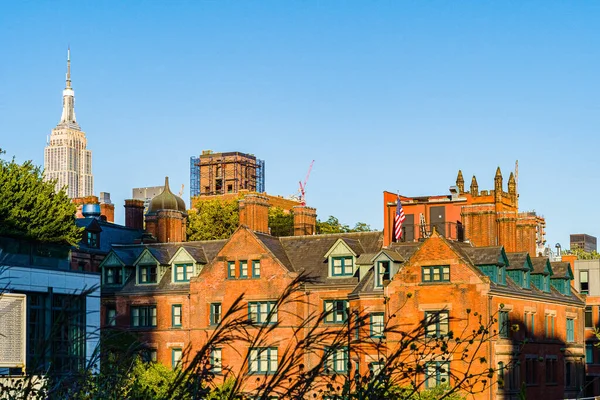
317;216;372;234
127;359;186;399
186;199;240;241
563;248;600;259
0;156;82;245
268;206;294;236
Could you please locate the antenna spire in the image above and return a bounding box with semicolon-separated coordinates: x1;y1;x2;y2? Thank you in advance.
66;47;71;89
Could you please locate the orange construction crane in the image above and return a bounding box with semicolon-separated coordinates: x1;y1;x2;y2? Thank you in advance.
298;160;315;206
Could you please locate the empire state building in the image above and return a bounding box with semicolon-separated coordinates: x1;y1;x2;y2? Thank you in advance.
44;49;93;198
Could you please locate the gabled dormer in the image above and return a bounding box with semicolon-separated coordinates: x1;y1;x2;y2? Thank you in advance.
506;252;534;289
324;238;358;278
133;248;163;285
100;250;125;286
371;250;404;289
531;257;553;293
550;261;574;296
169;247;201;283
462;246;508;285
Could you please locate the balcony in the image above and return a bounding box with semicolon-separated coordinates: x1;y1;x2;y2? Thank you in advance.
397;222;465;243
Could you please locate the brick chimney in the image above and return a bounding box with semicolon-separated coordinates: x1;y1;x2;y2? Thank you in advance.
293;205;317;236
124;199;145;230
239;194;269;234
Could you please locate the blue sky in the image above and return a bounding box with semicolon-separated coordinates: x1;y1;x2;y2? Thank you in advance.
1;1;599;250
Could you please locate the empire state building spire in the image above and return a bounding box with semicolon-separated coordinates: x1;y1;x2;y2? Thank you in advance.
44;48;94;198
59;47;79;129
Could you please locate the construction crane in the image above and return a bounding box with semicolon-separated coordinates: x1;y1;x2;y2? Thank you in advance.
298;160;315;206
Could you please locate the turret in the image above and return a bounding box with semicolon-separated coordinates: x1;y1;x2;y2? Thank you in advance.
494;167;503;202
456;170;464;193
470;175;479;196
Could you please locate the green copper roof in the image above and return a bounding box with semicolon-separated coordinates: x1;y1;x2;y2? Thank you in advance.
147;177;186;214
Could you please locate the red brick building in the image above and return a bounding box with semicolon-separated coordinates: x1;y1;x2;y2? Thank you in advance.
383;168;546;255
100;201;584;399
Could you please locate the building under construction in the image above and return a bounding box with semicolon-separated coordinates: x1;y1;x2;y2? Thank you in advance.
189;151;265;202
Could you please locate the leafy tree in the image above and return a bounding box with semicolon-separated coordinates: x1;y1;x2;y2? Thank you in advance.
186;199;240;241
317;216;372;234
268;206;294;237
0;155;82;245
563;248;600;259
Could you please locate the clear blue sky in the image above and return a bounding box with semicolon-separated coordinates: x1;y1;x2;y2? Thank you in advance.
2;1;599;251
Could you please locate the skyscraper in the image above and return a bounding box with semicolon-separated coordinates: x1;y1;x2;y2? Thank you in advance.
44;49;93;198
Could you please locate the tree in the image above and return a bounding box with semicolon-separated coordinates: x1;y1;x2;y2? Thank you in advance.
268;207;294;237
317;216;372;234
0;156;82;245
562;248;600;259
186;199;240;241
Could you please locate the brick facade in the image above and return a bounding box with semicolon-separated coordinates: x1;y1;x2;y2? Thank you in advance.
100;227;584;399
383;167;545;255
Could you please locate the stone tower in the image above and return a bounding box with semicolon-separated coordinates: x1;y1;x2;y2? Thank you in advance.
44;48;93;198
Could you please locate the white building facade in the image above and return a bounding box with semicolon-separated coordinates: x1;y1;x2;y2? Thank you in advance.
44;49;93;198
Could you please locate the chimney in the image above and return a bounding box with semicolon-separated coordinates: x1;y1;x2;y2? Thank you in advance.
239;194;269;234
124;199;145;230
293;205;317;236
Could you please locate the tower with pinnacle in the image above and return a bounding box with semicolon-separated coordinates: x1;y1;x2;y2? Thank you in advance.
44;48;93;198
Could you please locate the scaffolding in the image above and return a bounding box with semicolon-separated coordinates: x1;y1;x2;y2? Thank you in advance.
190;151;266;198
189;156;200;203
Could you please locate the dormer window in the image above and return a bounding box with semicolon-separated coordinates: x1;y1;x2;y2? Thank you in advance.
331;257;354;277
139;265;157;284
86;231;99;248
375;261;390;288
104;267;123;285
174;263;194;282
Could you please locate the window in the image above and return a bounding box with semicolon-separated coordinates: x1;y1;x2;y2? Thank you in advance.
497;362;505;389
211;348;222;373
86;231;99;248
369;361;384;376
174;263;194;282
172;348;182;369
580;270;589;294
142;348;157;363
425;311;449;338
252;260;261;278
248;301;277;324
370;313;385;338
210;303;222;325
585;306;593;328
375;261;390;288
331;257;354;276
104;267;122;285
525;357;537;385
524;312;535;337
587;344;594;364
249;347;278;374
172;304;182;327
139;265;157;284
422;266;450;282
566;362;572;387
324;300;348;324
240;261;248;278
325;347;348;373
425;361;449;388
567;318;575;342
106;306;117;326
546;356;557;384
498;311;509;338
508;362;520;390
131;306;157;327
545;314;555;338
227;261;235;279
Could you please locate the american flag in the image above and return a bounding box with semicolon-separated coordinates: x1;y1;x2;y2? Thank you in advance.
394;196;406;241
